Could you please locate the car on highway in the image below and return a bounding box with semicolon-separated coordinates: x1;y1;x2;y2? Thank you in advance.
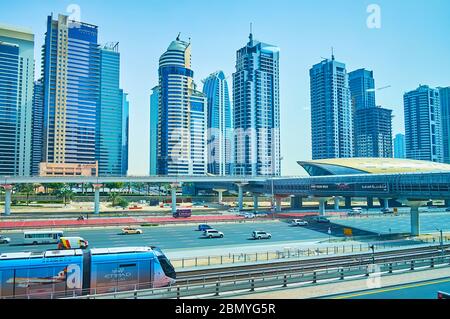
203;229;224;239
348;208;363;216
290;219;308;226
381;208;393;214
244;213;256;219
252;231;272;240
0;235;11;244
315;216;330;223
446;207;450;212
197;224;213;231
228;208;240;213
122;227;143;235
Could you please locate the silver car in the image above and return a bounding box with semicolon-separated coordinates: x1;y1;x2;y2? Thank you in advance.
203;229;224;238
252;231;272;240
0;235;11;244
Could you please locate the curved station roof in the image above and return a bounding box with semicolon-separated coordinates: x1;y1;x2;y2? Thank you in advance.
298;158;450;176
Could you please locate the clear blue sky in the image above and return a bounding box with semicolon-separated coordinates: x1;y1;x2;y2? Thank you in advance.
1;0;449;176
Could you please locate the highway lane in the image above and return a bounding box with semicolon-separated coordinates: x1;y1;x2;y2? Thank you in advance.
331;277;450;299
0;220;343;254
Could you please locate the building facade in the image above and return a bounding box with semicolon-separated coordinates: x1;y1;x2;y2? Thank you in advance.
32;79;44;175
393;133;406;159
42;14;100;171
0;25;34;176
97;43;123;176
121;91;129;176
354;106;393;158
157;36;207;176
439;87;450;164
310;56;353;160
233;33;281;176
149;86;159;176
348;69;376;111
404;85;443;162
202;71;233;175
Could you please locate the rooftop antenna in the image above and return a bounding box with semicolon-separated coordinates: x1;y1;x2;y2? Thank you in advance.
176;32;181;41
249;22;253;44
331;47;335;60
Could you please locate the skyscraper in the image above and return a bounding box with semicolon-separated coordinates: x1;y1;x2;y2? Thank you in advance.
203;71;233;175
310;55;353;160
121;91;129;176
149;86;159;176
32;79;44;175
393;133;406;159
233;33;281;176
349;68;393;158
41;14;100;175
354;106;393;158
0;25;34;176
404;85;443;162
97;43;123;176
349;69;376;110
439;87;450;163
157;36;207;176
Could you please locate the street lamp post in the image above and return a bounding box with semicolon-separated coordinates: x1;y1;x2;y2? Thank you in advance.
370;245;375;264
437;229;444;260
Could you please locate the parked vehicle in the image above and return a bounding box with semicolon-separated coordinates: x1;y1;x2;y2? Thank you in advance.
203;229;224;238
291;219;308;226
122;227;143;235
315;216;330;223
252;231;272;240
57;237;89;250
0;235;11;244
197;224;213;231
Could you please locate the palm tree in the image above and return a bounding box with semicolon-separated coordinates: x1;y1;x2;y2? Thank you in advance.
57;188;74;207
16;183;35;206
109;192;121;207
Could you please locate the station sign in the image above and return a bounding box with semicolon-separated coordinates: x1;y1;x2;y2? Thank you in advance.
311;183;388;193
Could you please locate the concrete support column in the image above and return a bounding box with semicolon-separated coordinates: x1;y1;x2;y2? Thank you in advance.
367;197;374;208
93;184;103;215
238;184;244;211
345;197;352;208
253;195;259;210
383;198;389;210
275;197;282;212
2;185;13;216
214;189;226;204
171;188;177;214
334;197;340;211
291;196;303;210
410;206;420;236
319;198;327;216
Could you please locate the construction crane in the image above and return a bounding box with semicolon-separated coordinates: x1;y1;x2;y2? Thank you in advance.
366;85;391;93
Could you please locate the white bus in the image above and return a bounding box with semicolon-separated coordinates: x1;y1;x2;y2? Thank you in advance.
23;230;64;245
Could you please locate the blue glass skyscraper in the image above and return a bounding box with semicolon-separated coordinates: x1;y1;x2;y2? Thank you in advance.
233;33;281;176
203;71;233;175
32;79;44;175
42;14;100;168
349;69;393;158
393;133;406;159
310;55;353;160
149;86;159;176
97;43;123;176
439;87;450;163
121;91;129;176
404;85;443;162
157;36;207;176
0;25;34;176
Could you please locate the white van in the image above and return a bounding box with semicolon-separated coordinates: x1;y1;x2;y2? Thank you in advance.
57;237;89;250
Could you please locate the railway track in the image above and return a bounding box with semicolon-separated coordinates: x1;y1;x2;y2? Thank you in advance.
175;244;450;285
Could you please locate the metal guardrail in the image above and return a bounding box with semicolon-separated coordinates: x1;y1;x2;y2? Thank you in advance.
64;254;450;300
171;240;450;269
